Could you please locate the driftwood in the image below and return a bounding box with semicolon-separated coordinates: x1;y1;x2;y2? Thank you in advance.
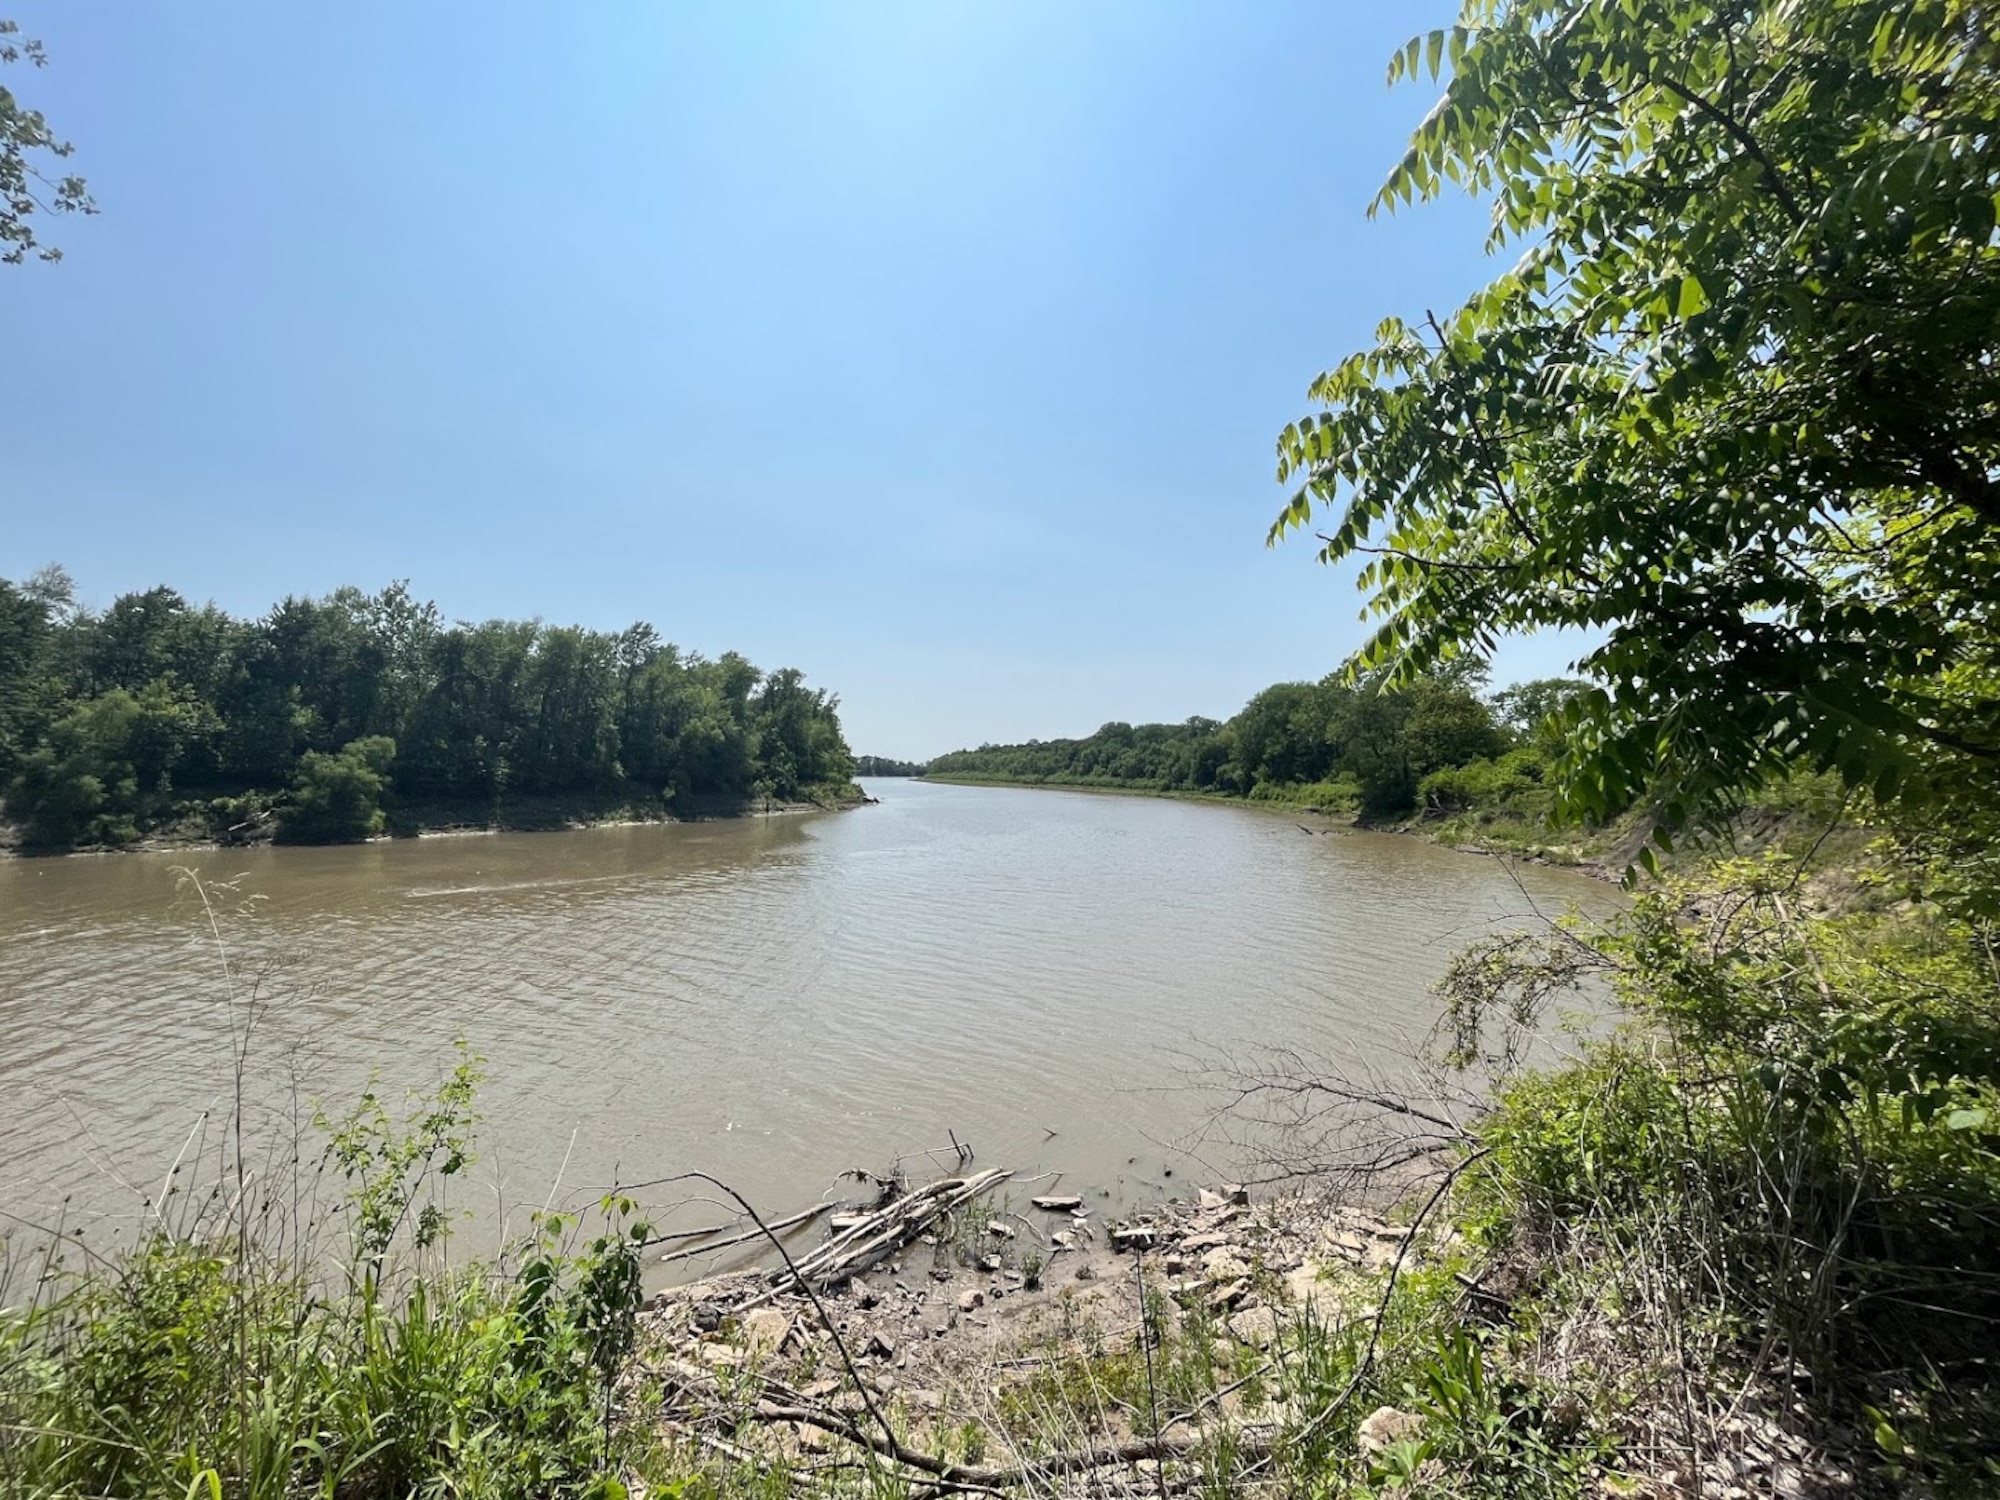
651;1351;1272;1493
771;1168;1013;1294
653;1201;833;1265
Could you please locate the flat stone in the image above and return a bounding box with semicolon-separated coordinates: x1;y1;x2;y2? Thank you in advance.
986;1220;1016;1239
1198;1189;1226;1211
1208;1277;1252;1314
1201;1248;1251;1281
1285;1262;1342;1320
1031;1194;1084;1212
1110;1227;1157;1252
957;1289;985;1312
739;1307;791;1357
1357;1406;1423;1457
865;1332;896;1360
1227;1306;1280;1348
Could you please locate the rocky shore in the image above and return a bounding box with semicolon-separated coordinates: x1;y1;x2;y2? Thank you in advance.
630;1178;1438;1494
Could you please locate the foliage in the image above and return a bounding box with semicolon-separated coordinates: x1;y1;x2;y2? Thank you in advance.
278;735;395;844
1271;0;2000;860
0;1070;655;1500
0;20;93;265
5;683;214;847
0;572;856;847
853;755;924;777
928;665;1554;820
1438;859;2000;1486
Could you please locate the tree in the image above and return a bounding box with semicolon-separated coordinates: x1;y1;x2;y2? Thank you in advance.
6;685;206;847
1271;0;2000;850
1;20;93;264
280;736;396;844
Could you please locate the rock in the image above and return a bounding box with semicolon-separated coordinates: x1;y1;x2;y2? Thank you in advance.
692;1302;725;1333
1285;1262;1341;1320
1074;1264;1098;1282
1357;1406;1423;1458
905;1388;944;1411
1110;1226;1157;1252
1198;1189;1226;1211
1208;1277;1252;1314
739;1308;791;1357
957;1289;985;1312
1222;1183;1251;1206
929;1267;954;1282
856;1288;881;1310
1201;1248;1251;1281
1031;1194;1084;1212
1052;1231;1075;1250
986;1220;1016;1239
977;1254;1003;1273
1321;1229;1370;1262
865;1332;896;1360
1228;1306;1280;1348
1163;1254;1189;1275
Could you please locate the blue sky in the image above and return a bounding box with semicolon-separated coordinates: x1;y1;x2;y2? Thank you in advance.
3;2;1581;759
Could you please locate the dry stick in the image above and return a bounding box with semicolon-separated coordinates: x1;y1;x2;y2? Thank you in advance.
747;1403;1270;1491
1132;1249;1173;1500
772;1170;1013;1293
621;1169;899;1461
650;1202;832;1262
1269;1148;1493;1468
655;1299;1250;1493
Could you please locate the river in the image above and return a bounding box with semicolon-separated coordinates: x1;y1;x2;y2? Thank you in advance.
0;779;1616;1264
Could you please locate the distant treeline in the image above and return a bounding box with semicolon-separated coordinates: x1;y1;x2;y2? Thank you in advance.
926;664;1591;823
0;567;856;849
854;755;924;777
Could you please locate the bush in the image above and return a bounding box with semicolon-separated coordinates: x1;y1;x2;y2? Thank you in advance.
279;735;396;843
4;685;210;848
0;1060;653;1500
1445;857;2000;1487
1417;749;1544;818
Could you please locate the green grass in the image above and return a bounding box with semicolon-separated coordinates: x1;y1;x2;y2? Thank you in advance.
0;1054;656;1500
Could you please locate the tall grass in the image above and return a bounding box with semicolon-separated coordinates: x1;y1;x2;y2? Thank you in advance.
0;875;654;1500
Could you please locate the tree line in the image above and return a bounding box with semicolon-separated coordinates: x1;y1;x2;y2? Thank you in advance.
925;663;1586;820
853;755;924;777
0;567;856;848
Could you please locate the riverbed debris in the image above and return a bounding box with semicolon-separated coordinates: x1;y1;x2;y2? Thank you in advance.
635;1174;1412;1494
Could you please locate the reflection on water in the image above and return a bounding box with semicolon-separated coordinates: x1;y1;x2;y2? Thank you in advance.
0;781;1616;1252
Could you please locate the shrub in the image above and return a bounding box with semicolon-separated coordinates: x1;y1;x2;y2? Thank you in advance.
0;1060;653;1500
279;735;396;843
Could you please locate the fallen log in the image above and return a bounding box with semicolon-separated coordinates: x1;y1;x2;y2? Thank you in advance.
771;1168;1014;1294
654;1201;833;1265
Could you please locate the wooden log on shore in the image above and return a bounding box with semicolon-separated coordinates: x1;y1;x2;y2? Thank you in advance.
771;1168;1014;1293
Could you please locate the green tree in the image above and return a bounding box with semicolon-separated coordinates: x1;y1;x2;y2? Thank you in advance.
6;685;206;847
1272;0;2000;849
0;20;93;264
280;735;396;844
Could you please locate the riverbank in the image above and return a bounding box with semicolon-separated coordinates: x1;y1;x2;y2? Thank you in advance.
918;771;1631;877
0;782;872;858
638;1169;1854;1498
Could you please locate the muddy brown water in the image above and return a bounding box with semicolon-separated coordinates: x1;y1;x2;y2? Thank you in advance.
0;779;1617;1270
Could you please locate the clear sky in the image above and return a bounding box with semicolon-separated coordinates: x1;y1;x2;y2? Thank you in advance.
3;2;1582;760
